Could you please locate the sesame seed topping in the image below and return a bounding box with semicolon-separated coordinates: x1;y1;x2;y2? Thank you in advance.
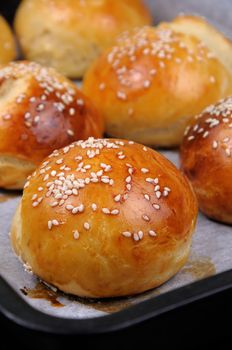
73;231;80;240
114;194;121;202
149;230;157;237
141;168;149;174
102;208;110;214
122;231;131;238
153;204;160;210
84;222;90;230
91;203;97;211
142;215;150;222
144;194;150;201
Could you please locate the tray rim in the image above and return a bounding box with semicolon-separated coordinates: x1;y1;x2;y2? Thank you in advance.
1;269;232;334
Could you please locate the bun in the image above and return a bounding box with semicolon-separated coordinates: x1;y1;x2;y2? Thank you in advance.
0;16;16;64
0;61;103;190
11;138;197;298
83;23;232;147
14;0;152;78
181;96;232;224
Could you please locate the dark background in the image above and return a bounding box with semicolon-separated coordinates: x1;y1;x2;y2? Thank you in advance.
0;1;232;348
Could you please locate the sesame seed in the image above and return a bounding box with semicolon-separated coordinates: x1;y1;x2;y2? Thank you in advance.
143;80;151;88
102;208;110;214
38;187;43;191
203;131;209;138
34;115;40;124
141;168;149;174
111;209;119;215
225;148;231;157
32;202;39;207
154;185;160;192
2;114;12;121
143;147;147;152
126;184;132;191
156;191;161;199
48;221;52;230
114;194;121;202
69;108;75;116
133;233;139;241
153;204;160;210
84;222;90;230
117;91;127;100
99;83;106;91
125;176;131;183
37;103;44;111
50;202;58;207
212;141;218;149
138;231;143;239
73;231;80;240
51;170;57;176
52;220;59;226
144;194;150;201
66;205;74;210
142;215;150;222
122;231;131;238
188;136;195;141
149;230;157;237
91;203;97;211
67;129;74;136
77;98;84;106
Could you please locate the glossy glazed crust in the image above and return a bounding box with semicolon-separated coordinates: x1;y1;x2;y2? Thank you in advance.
180;96;232;224
0;16;16;64
0;61;104;189
83;25;232;147
11;138;198;298
14;0;152;78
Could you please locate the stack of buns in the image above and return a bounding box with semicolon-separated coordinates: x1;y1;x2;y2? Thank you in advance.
0;4;230;299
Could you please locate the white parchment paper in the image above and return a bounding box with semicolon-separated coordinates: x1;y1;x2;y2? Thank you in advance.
0;151;231;319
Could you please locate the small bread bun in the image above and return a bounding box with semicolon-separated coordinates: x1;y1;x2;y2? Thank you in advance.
14;0;152;78
83;24;232;147
11;138;197;298
181;96;232;224
0;61;103;190
0;16;17;64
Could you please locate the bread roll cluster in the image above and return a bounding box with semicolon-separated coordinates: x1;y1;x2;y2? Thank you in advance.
0;3;230;299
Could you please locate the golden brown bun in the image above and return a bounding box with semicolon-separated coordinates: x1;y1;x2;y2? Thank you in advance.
14;0;152;78
0;61;103;190
180;96;232;224
167;15;232;74
11;138;198;298
83;24;232;147
0;16;17;64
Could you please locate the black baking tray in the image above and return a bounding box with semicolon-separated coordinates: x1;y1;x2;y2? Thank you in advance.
1;270;232;335
1;0;232;336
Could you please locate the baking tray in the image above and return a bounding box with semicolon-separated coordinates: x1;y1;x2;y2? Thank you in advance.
0;0;232;335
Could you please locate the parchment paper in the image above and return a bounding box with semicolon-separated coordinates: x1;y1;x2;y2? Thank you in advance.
0;0;232;320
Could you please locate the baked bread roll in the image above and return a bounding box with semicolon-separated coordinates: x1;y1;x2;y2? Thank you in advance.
11;138;198;298
14;0;152;78
83;23;232;147
0;61;103;190
181;97;232;224
0;16;17;64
